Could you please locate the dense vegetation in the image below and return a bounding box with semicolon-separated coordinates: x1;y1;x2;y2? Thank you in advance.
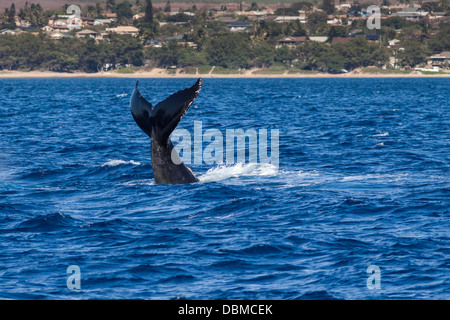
0;1;449;73
0;32;144;72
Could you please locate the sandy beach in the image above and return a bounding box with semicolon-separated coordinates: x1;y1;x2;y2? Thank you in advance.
1;68;449;79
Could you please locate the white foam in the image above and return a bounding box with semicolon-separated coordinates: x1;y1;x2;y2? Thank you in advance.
371;132;389;137
102;159;141;167
122;179;154;186
198;163;278;182
116;93;128;97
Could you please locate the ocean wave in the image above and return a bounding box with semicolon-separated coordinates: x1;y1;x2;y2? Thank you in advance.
371;132;389;137
220;244;293;256
2;78;448;300
121;179;155;186
101;159;141;167
15;213;78;232
198;163;278;182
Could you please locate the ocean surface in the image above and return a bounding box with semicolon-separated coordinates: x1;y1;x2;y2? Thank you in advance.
0;78;448;300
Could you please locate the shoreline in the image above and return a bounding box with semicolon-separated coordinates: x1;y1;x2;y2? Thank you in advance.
1;69;449;79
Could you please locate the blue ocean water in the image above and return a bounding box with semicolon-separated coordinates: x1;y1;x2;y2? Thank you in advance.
0;78;448;300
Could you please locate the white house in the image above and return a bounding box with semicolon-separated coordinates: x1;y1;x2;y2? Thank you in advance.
94;19;113;26
274;16;306;23
133;13;144;20
14;17;31;27
76;29;100;39
48;14;82;30
388;39;400;46
309;36;328;42
429;52;450;67
106;26;139;37
0;29;16;35
391;6;429;20
41;25;54;33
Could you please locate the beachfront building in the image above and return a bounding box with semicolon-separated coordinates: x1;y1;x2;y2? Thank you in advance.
309;36;328;42
48;15;82;30
277;36;307;47
133;13;144;21
94;19;114;26
274;16;307;23
49;32;73;40
0;29;17;35
429;52;450;68
391;6;429;21
235;10;274;17
229;22;253;32
105;26;139;37
41;25;54;33
14;16;31;28
76;29;102;40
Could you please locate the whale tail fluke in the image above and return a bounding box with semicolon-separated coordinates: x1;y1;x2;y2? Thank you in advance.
130;79;202;141
130;81;153;138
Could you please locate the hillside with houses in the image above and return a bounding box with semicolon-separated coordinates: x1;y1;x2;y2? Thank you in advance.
0;0;449;74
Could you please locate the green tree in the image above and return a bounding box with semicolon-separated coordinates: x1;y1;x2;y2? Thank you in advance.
327;25;348;40
291;19;307;37
307;11;328;35
205;33;252;69
179;48;208;67
299;41;342;71
383;17;407;30
164;1;171;13
0;33;46;70
290;2;314;11
137;19;160;40
145;0;153;23
86;5;96;18
274;7;300;16
166;13;191;23
0;34;18;70
8;3;16;26
321;0;335;15
0;31;146;72
249;2;259;11
3;3;17;28
28;3;46;27
274;46;296;68
46;51;78;72
106;0;117;12
259;20;284;39
114;1;133;22
109;33;144;67
397;40;431;68
251;40;275;68
333;37;388;70
428;24;450;53
156;39;183;67
95;3;104;18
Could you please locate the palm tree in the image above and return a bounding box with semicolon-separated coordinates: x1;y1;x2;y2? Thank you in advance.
95;3;104;17
106;0;116;12
145;0;153;23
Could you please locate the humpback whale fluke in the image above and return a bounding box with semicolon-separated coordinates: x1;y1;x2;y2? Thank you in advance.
130;79;202;184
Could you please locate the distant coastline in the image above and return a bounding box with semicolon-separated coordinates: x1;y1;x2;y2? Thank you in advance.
1;68;450;79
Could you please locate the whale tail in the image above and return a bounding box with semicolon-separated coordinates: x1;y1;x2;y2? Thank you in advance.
130;79;202;142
